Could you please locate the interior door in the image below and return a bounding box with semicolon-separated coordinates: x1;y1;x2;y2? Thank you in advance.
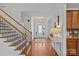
37;24;46;38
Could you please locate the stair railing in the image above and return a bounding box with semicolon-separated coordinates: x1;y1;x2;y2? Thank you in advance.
0;8;32;37
0;8;32;56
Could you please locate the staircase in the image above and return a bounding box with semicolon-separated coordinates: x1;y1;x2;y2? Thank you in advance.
0;8;32;56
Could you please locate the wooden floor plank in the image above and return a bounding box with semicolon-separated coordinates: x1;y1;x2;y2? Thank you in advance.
32;38;58;56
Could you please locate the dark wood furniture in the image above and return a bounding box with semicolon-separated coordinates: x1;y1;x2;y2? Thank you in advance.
67;10;79;30
67;38;79;56
66;10;79;56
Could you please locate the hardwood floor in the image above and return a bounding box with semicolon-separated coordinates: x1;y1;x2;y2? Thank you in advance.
31;37;58;56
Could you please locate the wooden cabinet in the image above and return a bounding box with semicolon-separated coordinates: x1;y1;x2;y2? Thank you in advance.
67;39;76;49
67;38;76;56
67;11;79;56
67;11;72;29
72;11;78;29
76;39;79;55
67;38;79;56
67;10;79;30
77;12;79;26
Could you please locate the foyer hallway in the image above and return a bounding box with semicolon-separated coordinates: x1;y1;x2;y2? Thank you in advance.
31;38;58;56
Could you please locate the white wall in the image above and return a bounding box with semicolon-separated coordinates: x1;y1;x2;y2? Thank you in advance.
67;3;79;10
1;3;54;32
47;4;66;55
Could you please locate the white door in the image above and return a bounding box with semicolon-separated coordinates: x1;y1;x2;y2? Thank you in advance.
36;24;46;38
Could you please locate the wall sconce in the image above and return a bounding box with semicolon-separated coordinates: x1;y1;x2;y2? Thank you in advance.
27;19;30;22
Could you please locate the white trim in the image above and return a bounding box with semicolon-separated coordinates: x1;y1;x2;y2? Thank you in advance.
67;8;79;10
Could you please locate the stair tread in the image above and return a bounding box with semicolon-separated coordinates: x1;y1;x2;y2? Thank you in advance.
20;42;32;55
4;36;22;42
2;34;19;38
9;38;25;46
15;40;27;50
0;30;16;32
0;29;12;30
0;22;4;24
0;25;9;26
3;33;18;36
0;32;16;34
0;25;8;26
0;26;10;29
0;21;3;22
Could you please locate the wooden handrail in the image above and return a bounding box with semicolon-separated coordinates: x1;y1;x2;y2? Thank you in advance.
0;8;31;34
51;47;58;56
0;15;24;35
